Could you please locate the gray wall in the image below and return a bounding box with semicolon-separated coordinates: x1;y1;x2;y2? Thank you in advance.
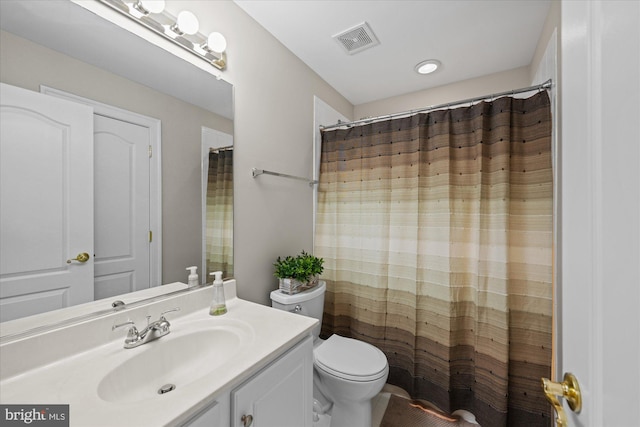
354;66;531;120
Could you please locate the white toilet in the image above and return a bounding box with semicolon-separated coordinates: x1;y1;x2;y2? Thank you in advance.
270;281;389;427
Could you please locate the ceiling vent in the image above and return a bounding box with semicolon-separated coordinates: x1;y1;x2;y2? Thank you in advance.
333;22;380;55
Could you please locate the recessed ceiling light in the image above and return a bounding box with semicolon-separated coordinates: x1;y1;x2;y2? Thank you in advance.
415;59;441;75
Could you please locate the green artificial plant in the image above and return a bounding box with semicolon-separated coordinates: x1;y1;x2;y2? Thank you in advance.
273;250;324;282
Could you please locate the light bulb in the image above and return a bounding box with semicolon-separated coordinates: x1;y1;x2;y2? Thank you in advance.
139;0;164;14
206;32;227;53
175;10;199;35
133;0;165;15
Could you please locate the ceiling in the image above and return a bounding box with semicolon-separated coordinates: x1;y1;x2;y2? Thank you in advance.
234;0;551;105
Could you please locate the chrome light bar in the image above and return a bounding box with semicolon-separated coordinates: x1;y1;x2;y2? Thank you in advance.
97;0;227;70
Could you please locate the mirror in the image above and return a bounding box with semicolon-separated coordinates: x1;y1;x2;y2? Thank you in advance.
0;0;233;328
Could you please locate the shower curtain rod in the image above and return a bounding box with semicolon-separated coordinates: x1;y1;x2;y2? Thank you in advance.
210;145;233;152
320;79;553;131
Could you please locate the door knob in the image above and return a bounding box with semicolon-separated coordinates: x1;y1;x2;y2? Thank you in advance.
241;414;253;426
67;252;90;264
541;372;582;427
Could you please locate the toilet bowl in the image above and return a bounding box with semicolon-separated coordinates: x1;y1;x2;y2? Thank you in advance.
270;282;389;427
314;334;389;427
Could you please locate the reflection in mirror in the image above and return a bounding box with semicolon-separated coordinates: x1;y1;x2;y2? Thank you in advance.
0;0;233;327
204;139;234;279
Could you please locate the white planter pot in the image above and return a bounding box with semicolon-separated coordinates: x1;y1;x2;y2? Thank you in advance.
278;275;319;295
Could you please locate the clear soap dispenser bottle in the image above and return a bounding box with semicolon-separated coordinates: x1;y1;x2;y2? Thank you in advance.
186;266;199;287
209;271;227;316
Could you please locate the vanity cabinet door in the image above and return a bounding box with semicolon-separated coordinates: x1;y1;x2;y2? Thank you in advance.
231;336;313;427
180;393;229;427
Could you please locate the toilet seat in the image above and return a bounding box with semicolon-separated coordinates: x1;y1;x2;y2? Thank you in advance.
314;334;388;382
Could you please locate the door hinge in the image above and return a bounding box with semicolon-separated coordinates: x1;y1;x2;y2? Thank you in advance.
148;145;152;158
149;231;153;242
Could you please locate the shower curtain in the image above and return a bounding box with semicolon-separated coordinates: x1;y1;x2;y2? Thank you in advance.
206;148;234;278
316;92;552;427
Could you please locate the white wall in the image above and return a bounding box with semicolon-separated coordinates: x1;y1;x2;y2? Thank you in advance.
530;0;561;84
353;66;530;119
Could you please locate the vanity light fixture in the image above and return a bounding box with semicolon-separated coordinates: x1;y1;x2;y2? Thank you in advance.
415;59;441;75
98;0;227;70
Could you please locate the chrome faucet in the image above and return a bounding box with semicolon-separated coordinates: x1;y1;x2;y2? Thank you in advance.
112;308;180;349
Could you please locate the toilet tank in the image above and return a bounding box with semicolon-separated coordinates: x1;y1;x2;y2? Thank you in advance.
270;281;326;341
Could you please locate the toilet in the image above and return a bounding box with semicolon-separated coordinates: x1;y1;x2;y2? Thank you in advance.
270;281;389;427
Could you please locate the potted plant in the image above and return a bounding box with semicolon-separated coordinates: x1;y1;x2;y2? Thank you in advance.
273;250;324;295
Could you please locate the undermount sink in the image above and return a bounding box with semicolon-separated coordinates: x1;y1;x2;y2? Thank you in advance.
97;320;253;403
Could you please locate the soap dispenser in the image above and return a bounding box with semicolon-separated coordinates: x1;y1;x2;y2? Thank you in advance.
186;266;199;287
209;271;227;316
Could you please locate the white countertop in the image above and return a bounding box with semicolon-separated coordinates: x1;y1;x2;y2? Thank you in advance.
0;282;317;426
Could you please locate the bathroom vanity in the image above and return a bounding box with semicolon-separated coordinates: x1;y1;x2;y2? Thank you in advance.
184;335;313;427
0;281;317;426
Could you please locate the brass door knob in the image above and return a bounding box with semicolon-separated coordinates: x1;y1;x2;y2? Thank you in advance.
541;372;582;427
67;252;90;264
241;414;253;427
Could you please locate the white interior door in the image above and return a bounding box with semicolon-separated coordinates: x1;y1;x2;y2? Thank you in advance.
93;115;150;299
41;86;162;299
559;1;640;426
0;83;94;321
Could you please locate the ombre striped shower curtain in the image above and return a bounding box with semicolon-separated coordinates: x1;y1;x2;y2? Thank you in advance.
315;92;553;426
206;148;234;278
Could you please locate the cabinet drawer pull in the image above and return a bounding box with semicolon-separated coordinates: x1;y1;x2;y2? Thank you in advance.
241;414;253;426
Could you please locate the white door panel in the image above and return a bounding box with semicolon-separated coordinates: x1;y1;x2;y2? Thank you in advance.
1;119;65;273
93;115;150;300
0;82;94;321
560;1;640;426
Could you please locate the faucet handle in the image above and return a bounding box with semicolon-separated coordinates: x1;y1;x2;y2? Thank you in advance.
112;320;139;338
112;320;135;331
112;320;141;348
155;308;179;335
160;307;180;320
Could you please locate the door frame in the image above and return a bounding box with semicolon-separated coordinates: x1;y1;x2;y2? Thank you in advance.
312;96;348;251
40;86;163;287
